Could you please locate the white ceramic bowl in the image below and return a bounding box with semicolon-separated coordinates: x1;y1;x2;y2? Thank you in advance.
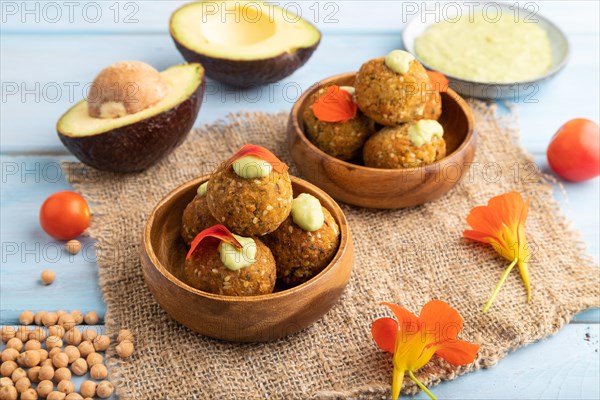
402;2;569;100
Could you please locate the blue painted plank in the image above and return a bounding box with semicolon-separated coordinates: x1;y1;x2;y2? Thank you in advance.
1;1;598;34
0;155;106;323
1;31;598;153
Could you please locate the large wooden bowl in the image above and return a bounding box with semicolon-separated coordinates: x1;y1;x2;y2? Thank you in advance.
140;175;353;342
287;72;476;209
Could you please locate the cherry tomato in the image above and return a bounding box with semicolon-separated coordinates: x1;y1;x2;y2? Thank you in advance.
40;191;90;240
547;118;600;182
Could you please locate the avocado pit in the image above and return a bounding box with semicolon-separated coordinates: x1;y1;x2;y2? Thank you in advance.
87;61;169;119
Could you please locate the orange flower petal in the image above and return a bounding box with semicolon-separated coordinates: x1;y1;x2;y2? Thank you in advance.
418;300;463;342
381;302;420;332
465;204;505;238
435;339;479;366
487;191;527;232
225;144;288;174
426;71;449;93
371;317;398;354
186;224;242;260
311;85;358;123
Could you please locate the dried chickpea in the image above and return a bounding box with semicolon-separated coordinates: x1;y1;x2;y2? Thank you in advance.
45;336;63;351
25;340;42;351
27;366;41;383
85;353;102;368
42;313;58;328
48;348;61;360
116;340;134;358
65;240;81;255
29;327;47;342
36;380;53;398
19;311;34;326
38;349;49;362
10;368;26;383
65;393;82;400
1;361;17;378
15;376;30;393
23;351;41;368
40;359;53;367
64;329;81;346
77;342;94;358
5;339;22;352
63;346;79;364
21;388;38;400
1;327;16;343
83;312;98;326
38;365;54;381
79;381;96;398
57;315;75;331
69;358;87;376
53;368;70;383
56;311;67;319
0;386;17;400
70;311;83;325
51;353;68;369
92;335;110;352
0;377;13;388
57;380;74;395
116;329;133;344
1;349;18;363
81;330;97;342
15;327;30;343
96;381;114;399
47;391;66;400
47;326;65;339
34;312;47;326
89;364;107;380
40;270;56;286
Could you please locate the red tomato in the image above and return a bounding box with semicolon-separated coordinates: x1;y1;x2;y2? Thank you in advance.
40;191;90;240
547;118;600;182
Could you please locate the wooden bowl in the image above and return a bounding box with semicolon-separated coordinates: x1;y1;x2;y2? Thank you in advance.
287;72;476;209
140;175;353;342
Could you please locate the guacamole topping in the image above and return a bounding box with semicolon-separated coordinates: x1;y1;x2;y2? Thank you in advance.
197;181;208;197
218;234;257;270
384;50;415;74
233;155;273;179
408;120;444;147
292;193;324;232
414;13;552;83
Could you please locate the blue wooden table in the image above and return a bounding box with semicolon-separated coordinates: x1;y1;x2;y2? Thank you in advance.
1;1;598;398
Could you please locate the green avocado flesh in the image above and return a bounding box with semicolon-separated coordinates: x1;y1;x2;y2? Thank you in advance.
170;1;320;60
58;64;204;137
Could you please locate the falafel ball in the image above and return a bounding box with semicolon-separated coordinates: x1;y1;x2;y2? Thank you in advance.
423;86;442;120
207;162;293;236
355;53;431;126
303;86;375;160
263;194;340;286
184;234;276;296
181;183;219;244
363;120;446;169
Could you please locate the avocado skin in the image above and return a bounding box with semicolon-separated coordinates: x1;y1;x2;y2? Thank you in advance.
58;81;205;173
172;38;320;88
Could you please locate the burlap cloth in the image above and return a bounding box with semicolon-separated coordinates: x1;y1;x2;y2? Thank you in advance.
63;101;599;399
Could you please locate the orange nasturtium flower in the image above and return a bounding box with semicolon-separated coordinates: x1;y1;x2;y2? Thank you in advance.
311;85;358;123
463;191;531;313
372;300;479;400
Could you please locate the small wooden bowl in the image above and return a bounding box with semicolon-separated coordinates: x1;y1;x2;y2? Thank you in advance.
287;72;476;209
140;175;353;342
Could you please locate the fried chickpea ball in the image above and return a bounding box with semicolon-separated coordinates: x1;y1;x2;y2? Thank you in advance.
181;184;218;244
363;121;446;169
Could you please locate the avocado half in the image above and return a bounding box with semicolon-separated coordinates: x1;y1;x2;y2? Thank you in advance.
170;1;320;87
57;64;205;173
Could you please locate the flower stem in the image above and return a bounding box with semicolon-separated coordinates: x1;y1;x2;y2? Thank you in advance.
408;370;437;400
483;258;518;314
